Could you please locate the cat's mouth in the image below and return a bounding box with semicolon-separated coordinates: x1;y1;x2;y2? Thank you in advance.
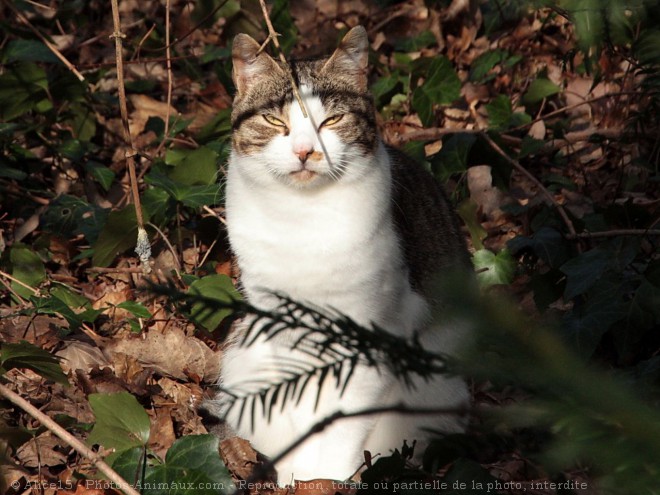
289;169;319;183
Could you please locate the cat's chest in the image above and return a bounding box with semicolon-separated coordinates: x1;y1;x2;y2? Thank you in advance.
225;161;404;309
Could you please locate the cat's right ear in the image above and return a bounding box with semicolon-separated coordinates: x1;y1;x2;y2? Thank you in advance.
232;34;282;94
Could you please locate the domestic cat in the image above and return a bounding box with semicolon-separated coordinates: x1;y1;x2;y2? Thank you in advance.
216;26;472;483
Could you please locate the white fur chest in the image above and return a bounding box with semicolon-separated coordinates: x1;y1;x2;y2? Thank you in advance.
225;146;413;330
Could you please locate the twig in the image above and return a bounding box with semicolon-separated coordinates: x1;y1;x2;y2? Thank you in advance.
109;0;151;274
4;0;86;82
257;0;308;118
0;382;141;495
0;269;40;297
566;229;660;240
163;0;173;147
86;266;145;274
232;403;470;493
393;127;482;145
482;133;578;238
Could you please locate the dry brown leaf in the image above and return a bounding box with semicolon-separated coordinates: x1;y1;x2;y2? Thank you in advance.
148;406;177;459
57;341;109;374
16;432;68;468
220;437;261;480
128;94;177;137
106;327;221;382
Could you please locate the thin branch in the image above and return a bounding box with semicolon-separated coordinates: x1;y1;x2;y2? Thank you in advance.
163;0;174;150
392;127;482;145
0;269;40;297
482;133;578;238
566;229;660;240
0;382;141;495
109;0;151;274
257;0;308;118
233;403;471;492
4;0;86;82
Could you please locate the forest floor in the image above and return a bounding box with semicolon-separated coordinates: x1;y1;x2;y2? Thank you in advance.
1;0;659;494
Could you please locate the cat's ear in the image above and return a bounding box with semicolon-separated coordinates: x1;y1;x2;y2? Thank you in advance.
232;34;282;94
322;26;369;90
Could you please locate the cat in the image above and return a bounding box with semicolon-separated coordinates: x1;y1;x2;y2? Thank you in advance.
215;26;472;483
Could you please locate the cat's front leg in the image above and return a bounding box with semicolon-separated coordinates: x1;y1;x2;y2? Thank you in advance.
275;411;378;483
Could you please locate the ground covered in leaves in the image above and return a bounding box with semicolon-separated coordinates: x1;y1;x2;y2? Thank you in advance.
1;0;659;494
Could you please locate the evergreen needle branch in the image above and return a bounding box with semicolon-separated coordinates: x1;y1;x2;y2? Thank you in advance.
233;403;471;493
257;0;308;118
4;0;86;82
0;382;141;495
109;0;151;273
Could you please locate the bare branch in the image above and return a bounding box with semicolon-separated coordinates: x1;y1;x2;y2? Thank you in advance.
5;0;86;82
109;0;151;274
257;0;308;118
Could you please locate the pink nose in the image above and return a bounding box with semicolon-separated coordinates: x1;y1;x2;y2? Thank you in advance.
295;147;314;163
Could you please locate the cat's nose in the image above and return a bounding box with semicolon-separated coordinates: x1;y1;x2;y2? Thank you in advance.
295;147;314;164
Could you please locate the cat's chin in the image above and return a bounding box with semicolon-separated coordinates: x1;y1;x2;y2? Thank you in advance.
287;169;323;187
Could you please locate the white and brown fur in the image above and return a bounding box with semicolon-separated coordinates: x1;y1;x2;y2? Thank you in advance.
214;26;472;482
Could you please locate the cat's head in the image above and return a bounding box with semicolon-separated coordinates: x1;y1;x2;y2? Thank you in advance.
230;26;378;189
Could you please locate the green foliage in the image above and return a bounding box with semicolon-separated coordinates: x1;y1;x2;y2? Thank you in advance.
411;57;461;126
88;392;151;454
0;341;68;384
186;274;241;332
7;244;45;299
112;435;233;494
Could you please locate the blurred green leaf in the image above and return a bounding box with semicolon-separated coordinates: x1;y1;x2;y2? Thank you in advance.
187;274;240;332
473;249;516;286
116;301;153;319
523;77;561;104
4;39;59;64
9;244;45;299
92;205;144;267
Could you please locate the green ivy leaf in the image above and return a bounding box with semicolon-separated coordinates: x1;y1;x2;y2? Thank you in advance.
473;249;516;286
167;147;219;186
411;57;460;126
0;341;68;385
469;49;508;82
147;172;222;208
431;134;476;181
562;277;628;358
85;162;116;191
486;95;513;129
88;392;150;454
116;301;153;319
5;39;59;64
560;248;610;300
523;78;561;104
187;274;240;332
92;205;146;267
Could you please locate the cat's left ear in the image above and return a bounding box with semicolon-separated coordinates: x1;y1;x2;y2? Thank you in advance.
322;26;369;90
232;33;282;94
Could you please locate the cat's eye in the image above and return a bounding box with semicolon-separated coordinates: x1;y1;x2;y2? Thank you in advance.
262;114;287;127
320;114;344;128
